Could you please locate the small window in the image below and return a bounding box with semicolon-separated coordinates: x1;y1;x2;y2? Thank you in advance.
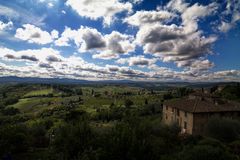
166;106;168;110
185;111;187;117
172;107;174;112
165;114;168;120
184;121;187;129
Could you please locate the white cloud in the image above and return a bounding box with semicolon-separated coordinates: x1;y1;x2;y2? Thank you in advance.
181;2;218;33
0;21;13;31
65;0;132;25
15;24;59;45
55;26;106;50
61;10;66;14
56;27;135;58
47;2;54;8
128;0;143;4
105;31;135;54
127;0;219;74
125;10;175;27
218;21;232;32
217;0;240;33
93;50;119;60
0;47;63;63
136;24;217;65
116;56;157;67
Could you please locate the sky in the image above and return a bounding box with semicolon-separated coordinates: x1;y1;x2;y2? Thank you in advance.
0;0;240;82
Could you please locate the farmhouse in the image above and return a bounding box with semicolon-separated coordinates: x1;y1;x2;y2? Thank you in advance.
163;93;240;135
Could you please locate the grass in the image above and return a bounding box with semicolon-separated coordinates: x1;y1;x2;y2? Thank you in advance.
23;88;53;98
10;97;56;114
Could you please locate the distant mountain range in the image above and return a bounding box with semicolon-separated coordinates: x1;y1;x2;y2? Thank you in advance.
0;76;238;88
0;76;134;85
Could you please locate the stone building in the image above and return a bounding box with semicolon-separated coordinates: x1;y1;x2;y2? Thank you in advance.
163;93;240;135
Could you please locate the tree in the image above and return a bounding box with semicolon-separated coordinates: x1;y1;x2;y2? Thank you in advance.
124;99;133;108
1;107;20;116
179;138;234;160
205;117;240;142
163;93;173;100
75;88;83;95
2;92;6;98
144;99;148;105
91;89;95;96
50;121;95;160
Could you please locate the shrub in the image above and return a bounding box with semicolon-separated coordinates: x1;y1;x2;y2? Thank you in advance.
205;117;240;142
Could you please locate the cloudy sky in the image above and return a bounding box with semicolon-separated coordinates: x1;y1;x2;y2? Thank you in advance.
0;0;240;81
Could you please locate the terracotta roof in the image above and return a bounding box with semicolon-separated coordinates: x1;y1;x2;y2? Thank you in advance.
164;98;240;113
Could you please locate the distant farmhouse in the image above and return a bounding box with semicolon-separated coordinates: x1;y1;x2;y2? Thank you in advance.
163;91;240;135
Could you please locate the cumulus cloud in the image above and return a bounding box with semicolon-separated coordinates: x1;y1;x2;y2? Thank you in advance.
180;1;218;33
117;56;157;67
0;21;13;31
65;0;132;25
39;63;53;68
56;27;135;58
20;55;39;62
15;24;59;45
46;55;62;62
217;0;240;32
105;31;135;54
123;0;219;73
92;50;119;60
137;24;217;66
124;10;175;26
0;47;63;63
55;26;106;51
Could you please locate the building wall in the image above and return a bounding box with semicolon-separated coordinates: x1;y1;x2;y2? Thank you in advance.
163;105;240;135
162;105;193;134
192;113;209;135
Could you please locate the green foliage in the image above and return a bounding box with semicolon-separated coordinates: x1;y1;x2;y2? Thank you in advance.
1;107;20;116
163;92;173;100
4;96;19;105
50;121;95;160
205;117;240;142
0;84;239;159
175;87;193;97
179;138;234;160
220;84;240;101
0;124;30;157
124;99;134;108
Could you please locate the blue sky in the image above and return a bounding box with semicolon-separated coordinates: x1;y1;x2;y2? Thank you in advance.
0;0;239;81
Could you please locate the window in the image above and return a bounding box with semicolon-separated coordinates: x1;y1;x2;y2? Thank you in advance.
184;111;187;117
166;106;168;110
177;109;180;116
184;122;187;129
165;114;168;120
172;107;174;113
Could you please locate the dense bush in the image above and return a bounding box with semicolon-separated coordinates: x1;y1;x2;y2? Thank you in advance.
0;124;30;158
50;121;95;160
1;107;20;116
205;117;240;142
179;138;234;160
